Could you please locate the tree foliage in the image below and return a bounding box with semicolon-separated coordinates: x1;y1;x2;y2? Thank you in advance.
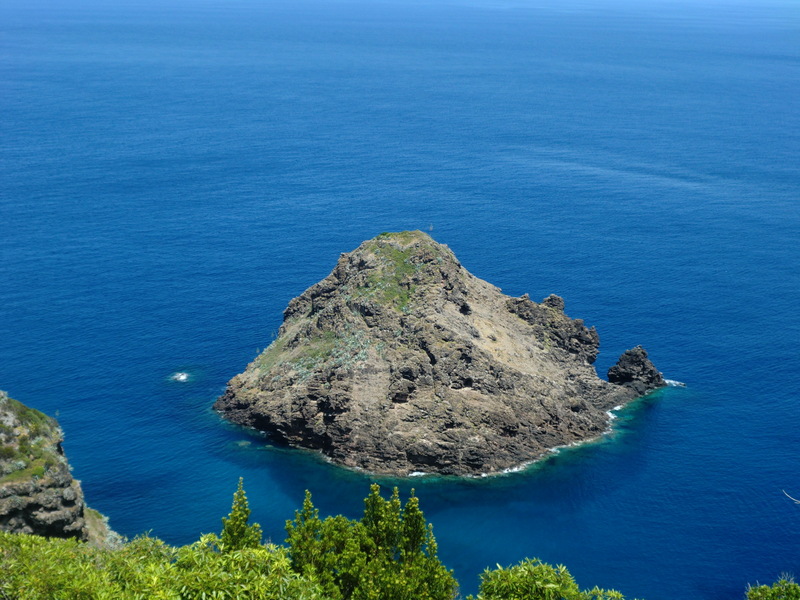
219;477;262;552
0;478;794;599
747;576;800;600
285;483;456;600
0;530;322;600
469;558;632;600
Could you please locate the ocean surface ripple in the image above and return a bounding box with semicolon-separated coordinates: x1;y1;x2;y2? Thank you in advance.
1;1;798;598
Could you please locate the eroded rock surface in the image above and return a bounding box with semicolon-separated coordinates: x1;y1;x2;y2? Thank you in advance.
215;231;665;476
608;346;666;396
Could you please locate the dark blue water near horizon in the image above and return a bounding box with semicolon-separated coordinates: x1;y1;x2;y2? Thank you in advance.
2;0;799;597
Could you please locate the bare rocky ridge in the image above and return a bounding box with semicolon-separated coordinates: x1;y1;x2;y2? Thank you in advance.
215;231;665;476
0;391;113;543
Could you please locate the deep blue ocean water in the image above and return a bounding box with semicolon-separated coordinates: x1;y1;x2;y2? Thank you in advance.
2;0;799;597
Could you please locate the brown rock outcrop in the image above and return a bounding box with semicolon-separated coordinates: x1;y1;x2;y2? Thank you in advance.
608;346;666;396
215;231;665;476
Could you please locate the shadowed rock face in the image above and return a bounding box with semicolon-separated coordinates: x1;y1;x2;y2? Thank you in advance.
215;231;665;476
608;346;666;396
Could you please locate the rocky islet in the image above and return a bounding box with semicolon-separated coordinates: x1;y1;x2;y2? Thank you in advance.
215;231;665;476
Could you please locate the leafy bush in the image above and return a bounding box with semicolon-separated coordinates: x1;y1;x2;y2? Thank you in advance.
0;531;324;600
747;576;800;600
1;478;792;600
469;558;633;600
219;477;262;552
285;484;456;600
0;444;16;460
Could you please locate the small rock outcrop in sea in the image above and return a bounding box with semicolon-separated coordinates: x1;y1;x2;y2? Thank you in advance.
607;346;666;396
0;391;114;544
215;231;665;476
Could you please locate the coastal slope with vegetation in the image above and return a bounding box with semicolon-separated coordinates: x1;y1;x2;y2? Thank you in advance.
0;391;113;545
215;231;665;476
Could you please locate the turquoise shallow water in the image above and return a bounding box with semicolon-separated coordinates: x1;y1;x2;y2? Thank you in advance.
1;0;799;597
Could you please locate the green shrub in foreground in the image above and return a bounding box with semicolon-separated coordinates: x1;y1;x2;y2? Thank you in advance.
0;531;323;600
1;479;796;600
747;576;800;600
468;558;633;600
285;484;456;600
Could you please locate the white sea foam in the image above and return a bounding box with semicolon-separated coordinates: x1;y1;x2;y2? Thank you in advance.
409;471;427;477
471;461;533;478
500;462;533;474
428;400;631;479
547;439;587;456
479;414;627;477
664;379;686;387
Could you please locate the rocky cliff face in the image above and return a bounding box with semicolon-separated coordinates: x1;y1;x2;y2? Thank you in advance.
0;391;110;543
215;231;665;476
